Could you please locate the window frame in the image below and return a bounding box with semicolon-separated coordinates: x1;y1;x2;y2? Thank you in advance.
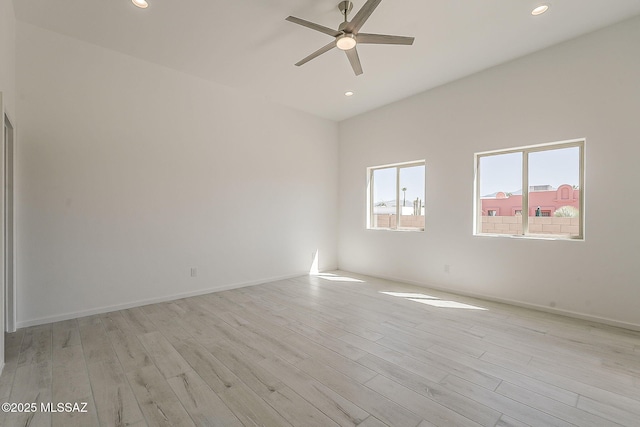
367;160;426;232
474;139;585;240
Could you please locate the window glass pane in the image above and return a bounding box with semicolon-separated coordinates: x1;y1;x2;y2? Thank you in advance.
399;165;425;230
479;152;523;235
372;167;396;229
528;146;580;237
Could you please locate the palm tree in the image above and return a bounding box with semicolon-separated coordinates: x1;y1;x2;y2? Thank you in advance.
401;187;407;207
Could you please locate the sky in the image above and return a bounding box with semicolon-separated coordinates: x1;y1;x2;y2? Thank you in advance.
479;146;580;196
373;165;425;205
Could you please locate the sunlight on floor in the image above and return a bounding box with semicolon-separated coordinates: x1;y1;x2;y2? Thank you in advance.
381;291;487;310
408;298;487;310
309;253;364;282
314;273;364;283
381;291;439;299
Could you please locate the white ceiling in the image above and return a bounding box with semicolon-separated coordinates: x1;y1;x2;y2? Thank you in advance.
13;0;640;121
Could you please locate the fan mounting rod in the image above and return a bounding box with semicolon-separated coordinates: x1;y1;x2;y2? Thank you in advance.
338;1;354;18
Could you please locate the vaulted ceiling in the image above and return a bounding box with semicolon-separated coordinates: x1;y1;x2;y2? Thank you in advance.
14;0;640;121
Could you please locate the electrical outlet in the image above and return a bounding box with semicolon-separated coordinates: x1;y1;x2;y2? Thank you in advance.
444;264;450;273
190;267;197;277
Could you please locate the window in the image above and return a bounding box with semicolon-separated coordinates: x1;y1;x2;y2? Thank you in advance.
475;139;584;239
368;161;425;231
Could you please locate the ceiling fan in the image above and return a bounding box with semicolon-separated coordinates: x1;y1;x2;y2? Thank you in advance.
286;0;415;76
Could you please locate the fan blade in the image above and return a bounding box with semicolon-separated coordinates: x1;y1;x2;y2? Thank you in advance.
344;0;382;33
357;33;414;45
295;41;337;67
286;16;342;37
345;47;363;76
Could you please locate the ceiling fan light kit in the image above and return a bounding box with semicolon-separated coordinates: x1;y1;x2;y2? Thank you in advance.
286;0;415;76
336;34;357;50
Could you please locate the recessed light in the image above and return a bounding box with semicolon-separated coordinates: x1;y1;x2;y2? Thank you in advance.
345;91;354;97
132;0;148;9
531;5;549;16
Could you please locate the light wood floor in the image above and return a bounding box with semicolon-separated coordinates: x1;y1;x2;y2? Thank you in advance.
1;271;639;427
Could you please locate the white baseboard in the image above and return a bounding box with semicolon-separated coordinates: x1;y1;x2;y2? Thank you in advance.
16;270;314;329
341;269;640;332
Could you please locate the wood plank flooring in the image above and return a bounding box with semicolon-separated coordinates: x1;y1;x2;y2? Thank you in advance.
1;271;639;426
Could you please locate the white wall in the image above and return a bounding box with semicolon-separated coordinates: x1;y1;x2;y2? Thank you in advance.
0;0;15;113
16;23;338;327
338;16;640;329
0;0;16;370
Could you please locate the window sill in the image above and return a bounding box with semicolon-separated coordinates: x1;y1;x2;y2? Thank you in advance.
474;233;583;241
368;227;425;232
